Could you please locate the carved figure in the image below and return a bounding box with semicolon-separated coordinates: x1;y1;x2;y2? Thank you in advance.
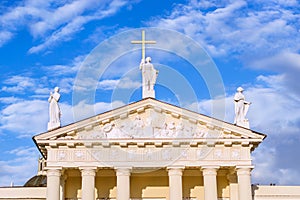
234;87;251;128
48;87;61;130
140;57;158;98
132;116;144;137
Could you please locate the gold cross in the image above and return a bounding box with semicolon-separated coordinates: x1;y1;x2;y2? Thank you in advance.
131;30;156;61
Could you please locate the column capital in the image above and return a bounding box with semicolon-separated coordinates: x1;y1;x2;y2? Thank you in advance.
115;167;132;176
45;167;62;177
167;166;184;176
236;166;254;176
80;167;97;176
201;166;219;176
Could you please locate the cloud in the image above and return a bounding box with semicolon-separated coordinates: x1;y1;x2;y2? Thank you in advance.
252;142;300;185
193;74;300;185
0;100;49;137
147;0;300;59
0;30;13;46
0;146;40;186
98;77;141;90
252;52;300;97
0;0;137;52
0;96;126;138
0;97;22;104
1;75;36;93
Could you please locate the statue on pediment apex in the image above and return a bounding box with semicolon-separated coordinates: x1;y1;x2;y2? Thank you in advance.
140;57;158;98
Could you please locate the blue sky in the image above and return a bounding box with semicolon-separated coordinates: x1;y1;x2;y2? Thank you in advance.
0;0;300;186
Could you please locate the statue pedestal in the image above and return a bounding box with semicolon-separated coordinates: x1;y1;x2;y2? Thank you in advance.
48;122;61;131
236;119;250;129
143;89;155;99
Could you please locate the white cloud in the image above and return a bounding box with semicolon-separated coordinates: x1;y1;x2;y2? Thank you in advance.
252;143;300;185
0;146;40;186
147;0;300;59
1;75;36;93
192;74;300;185
98;77;141;90
0;30;13;46
0;100;49;137
28;15;91;54
0;96;126;137
0;0;137;51
0;97;22;104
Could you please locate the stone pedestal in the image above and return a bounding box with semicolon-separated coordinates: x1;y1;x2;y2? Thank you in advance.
143;88;155;98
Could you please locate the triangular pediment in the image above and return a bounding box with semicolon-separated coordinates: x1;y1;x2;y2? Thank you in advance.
33;98;266;157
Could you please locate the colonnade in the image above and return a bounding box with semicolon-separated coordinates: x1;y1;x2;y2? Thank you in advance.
46;166;253;200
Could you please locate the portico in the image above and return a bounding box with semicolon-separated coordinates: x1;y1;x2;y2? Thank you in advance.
34;98;265;200
45;165;253;200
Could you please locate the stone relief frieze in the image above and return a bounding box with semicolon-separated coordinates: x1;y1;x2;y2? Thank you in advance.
75;113;215;140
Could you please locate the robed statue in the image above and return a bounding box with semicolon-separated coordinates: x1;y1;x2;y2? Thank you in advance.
234;87;251;128
140;57;158;98
48;87;61;130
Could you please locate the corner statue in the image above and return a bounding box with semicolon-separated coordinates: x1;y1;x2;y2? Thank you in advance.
234;87;251;128
140;57;158;98
48;87;61;131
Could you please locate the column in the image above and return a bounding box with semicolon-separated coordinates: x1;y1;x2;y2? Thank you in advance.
202;166;219;200
237;167;253;200
80;167;97;200
116;167;131;200
167;167;184;200
46;167;61;200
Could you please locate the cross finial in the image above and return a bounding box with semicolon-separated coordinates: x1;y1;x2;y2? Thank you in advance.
131;30;156;61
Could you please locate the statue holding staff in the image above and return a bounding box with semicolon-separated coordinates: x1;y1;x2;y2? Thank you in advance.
234;87;251;128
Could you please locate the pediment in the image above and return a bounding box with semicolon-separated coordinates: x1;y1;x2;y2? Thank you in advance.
34;98;265;157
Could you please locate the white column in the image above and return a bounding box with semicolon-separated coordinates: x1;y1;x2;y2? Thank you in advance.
202;166;219;200
167;167;184;200
80;167;97;200
116;167;131;200
237;167;253;200
46;167;61;200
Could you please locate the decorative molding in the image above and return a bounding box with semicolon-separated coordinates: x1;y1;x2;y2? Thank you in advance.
115;167;131;176
80;167;97;176
202;167;219;176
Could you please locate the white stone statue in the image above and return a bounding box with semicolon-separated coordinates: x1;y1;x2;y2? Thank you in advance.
48;87;61;131
234;87;251;128
140;57;158;98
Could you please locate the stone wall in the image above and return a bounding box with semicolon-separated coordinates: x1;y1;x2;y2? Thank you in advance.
0;187;46;199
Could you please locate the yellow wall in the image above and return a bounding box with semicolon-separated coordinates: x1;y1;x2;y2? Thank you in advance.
95;169;117;199
65;176;81;199
63;168;231;199
217;174;230;198
182;169;204;199
131;169;169;199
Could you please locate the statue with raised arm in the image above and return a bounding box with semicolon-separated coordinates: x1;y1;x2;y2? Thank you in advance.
234;87;251;128
48;87;61;131
140;57;158;98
